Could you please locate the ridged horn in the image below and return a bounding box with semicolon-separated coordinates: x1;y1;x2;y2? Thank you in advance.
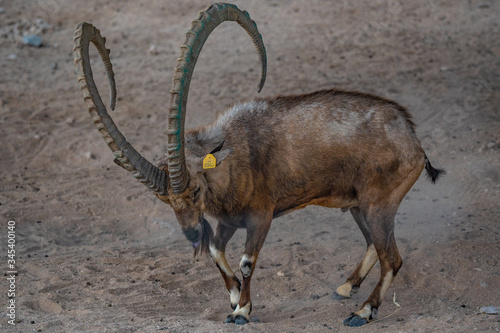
167;2;267;194
73;22;168;195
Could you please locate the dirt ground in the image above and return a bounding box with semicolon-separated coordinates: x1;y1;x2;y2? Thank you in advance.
1;0;499;332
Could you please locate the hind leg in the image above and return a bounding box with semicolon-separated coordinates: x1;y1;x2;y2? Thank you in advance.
343;211;402;327
342;162;423;327
334;207;378;300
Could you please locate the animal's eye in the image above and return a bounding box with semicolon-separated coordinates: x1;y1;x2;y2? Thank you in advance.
193;187;201;198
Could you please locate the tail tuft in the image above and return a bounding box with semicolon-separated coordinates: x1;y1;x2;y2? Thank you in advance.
424;155;445;184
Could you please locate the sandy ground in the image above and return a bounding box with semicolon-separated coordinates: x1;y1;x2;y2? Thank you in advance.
1;0;499;332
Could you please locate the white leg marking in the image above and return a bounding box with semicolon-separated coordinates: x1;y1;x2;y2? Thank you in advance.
209;243;219;264
379;270;394;301
355;303;372;319
209;244;234;277
358;244;378;278
232;302;251;318
239;254;254;278
230;287;240;306
337;245;378;298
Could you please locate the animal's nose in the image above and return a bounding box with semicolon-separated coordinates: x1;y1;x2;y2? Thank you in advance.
182;225;201;243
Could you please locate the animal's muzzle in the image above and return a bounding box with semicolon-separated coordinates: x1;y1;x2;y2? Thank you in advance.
182;224;203;248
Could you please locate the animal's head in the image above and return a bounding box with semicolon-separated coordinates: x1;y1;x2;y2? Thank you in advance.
156;139;232;254
73;3;266;254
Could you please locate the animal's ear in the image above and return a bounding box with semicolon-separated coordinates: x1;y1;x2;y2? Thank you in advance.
212;148;232;166
210;140;231;166
196;141;232;172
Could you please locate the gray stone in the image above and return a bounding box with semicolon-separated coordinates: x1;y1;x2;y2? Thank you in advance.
22;34;43;47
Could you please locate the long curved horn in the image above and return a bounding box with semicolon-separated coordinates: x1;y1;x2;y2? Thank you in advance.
73;23;168;195
168;3;267;194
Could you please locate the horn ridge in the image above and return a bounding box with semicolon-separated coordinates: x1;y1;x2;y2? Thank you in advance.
74;22;168;195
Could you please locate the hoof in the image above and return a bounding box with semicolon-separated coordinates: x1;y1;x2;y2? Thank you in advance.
235;315;249;325
343;313;368;327
332;291;349;300
225;314;249;325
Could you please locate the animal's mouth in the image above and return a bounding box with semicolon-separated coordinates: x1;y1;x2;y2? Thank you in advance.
182;222;203;248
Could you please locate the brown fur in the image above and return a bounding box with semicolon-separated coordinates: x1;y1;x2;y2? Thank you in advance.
155;88;443;325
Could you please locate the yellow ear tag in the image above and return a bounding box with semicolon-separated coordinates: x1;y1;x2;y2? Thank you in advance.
203;154;216;169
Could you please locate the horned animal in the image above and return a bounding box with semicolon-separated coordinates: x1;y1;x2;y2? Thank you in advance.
73;3;443;327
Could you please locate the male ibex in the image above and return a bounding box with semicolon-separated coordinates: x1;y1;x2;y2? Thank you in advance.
73;2;443;327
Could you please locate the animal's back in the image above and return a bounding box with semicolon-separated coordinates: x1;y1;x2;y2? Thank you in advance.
219;89;419;152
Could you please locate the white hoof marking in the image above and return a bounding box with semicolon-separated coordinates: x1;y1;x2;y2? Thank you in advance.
336;282;352;298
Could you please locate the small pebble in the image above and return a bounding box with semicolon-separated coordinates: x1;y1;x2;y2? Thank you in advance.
23;35;43;47
480;306;499;315
8;54;17;60
149;44;158;55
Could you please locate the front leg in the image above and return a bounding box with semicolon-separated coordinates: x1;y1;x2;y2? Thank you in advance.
225;210;273;325
209;223;241;310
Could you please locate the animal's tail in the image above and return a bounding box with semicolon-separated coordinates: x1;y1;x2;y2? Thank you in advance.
424;154;445;184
